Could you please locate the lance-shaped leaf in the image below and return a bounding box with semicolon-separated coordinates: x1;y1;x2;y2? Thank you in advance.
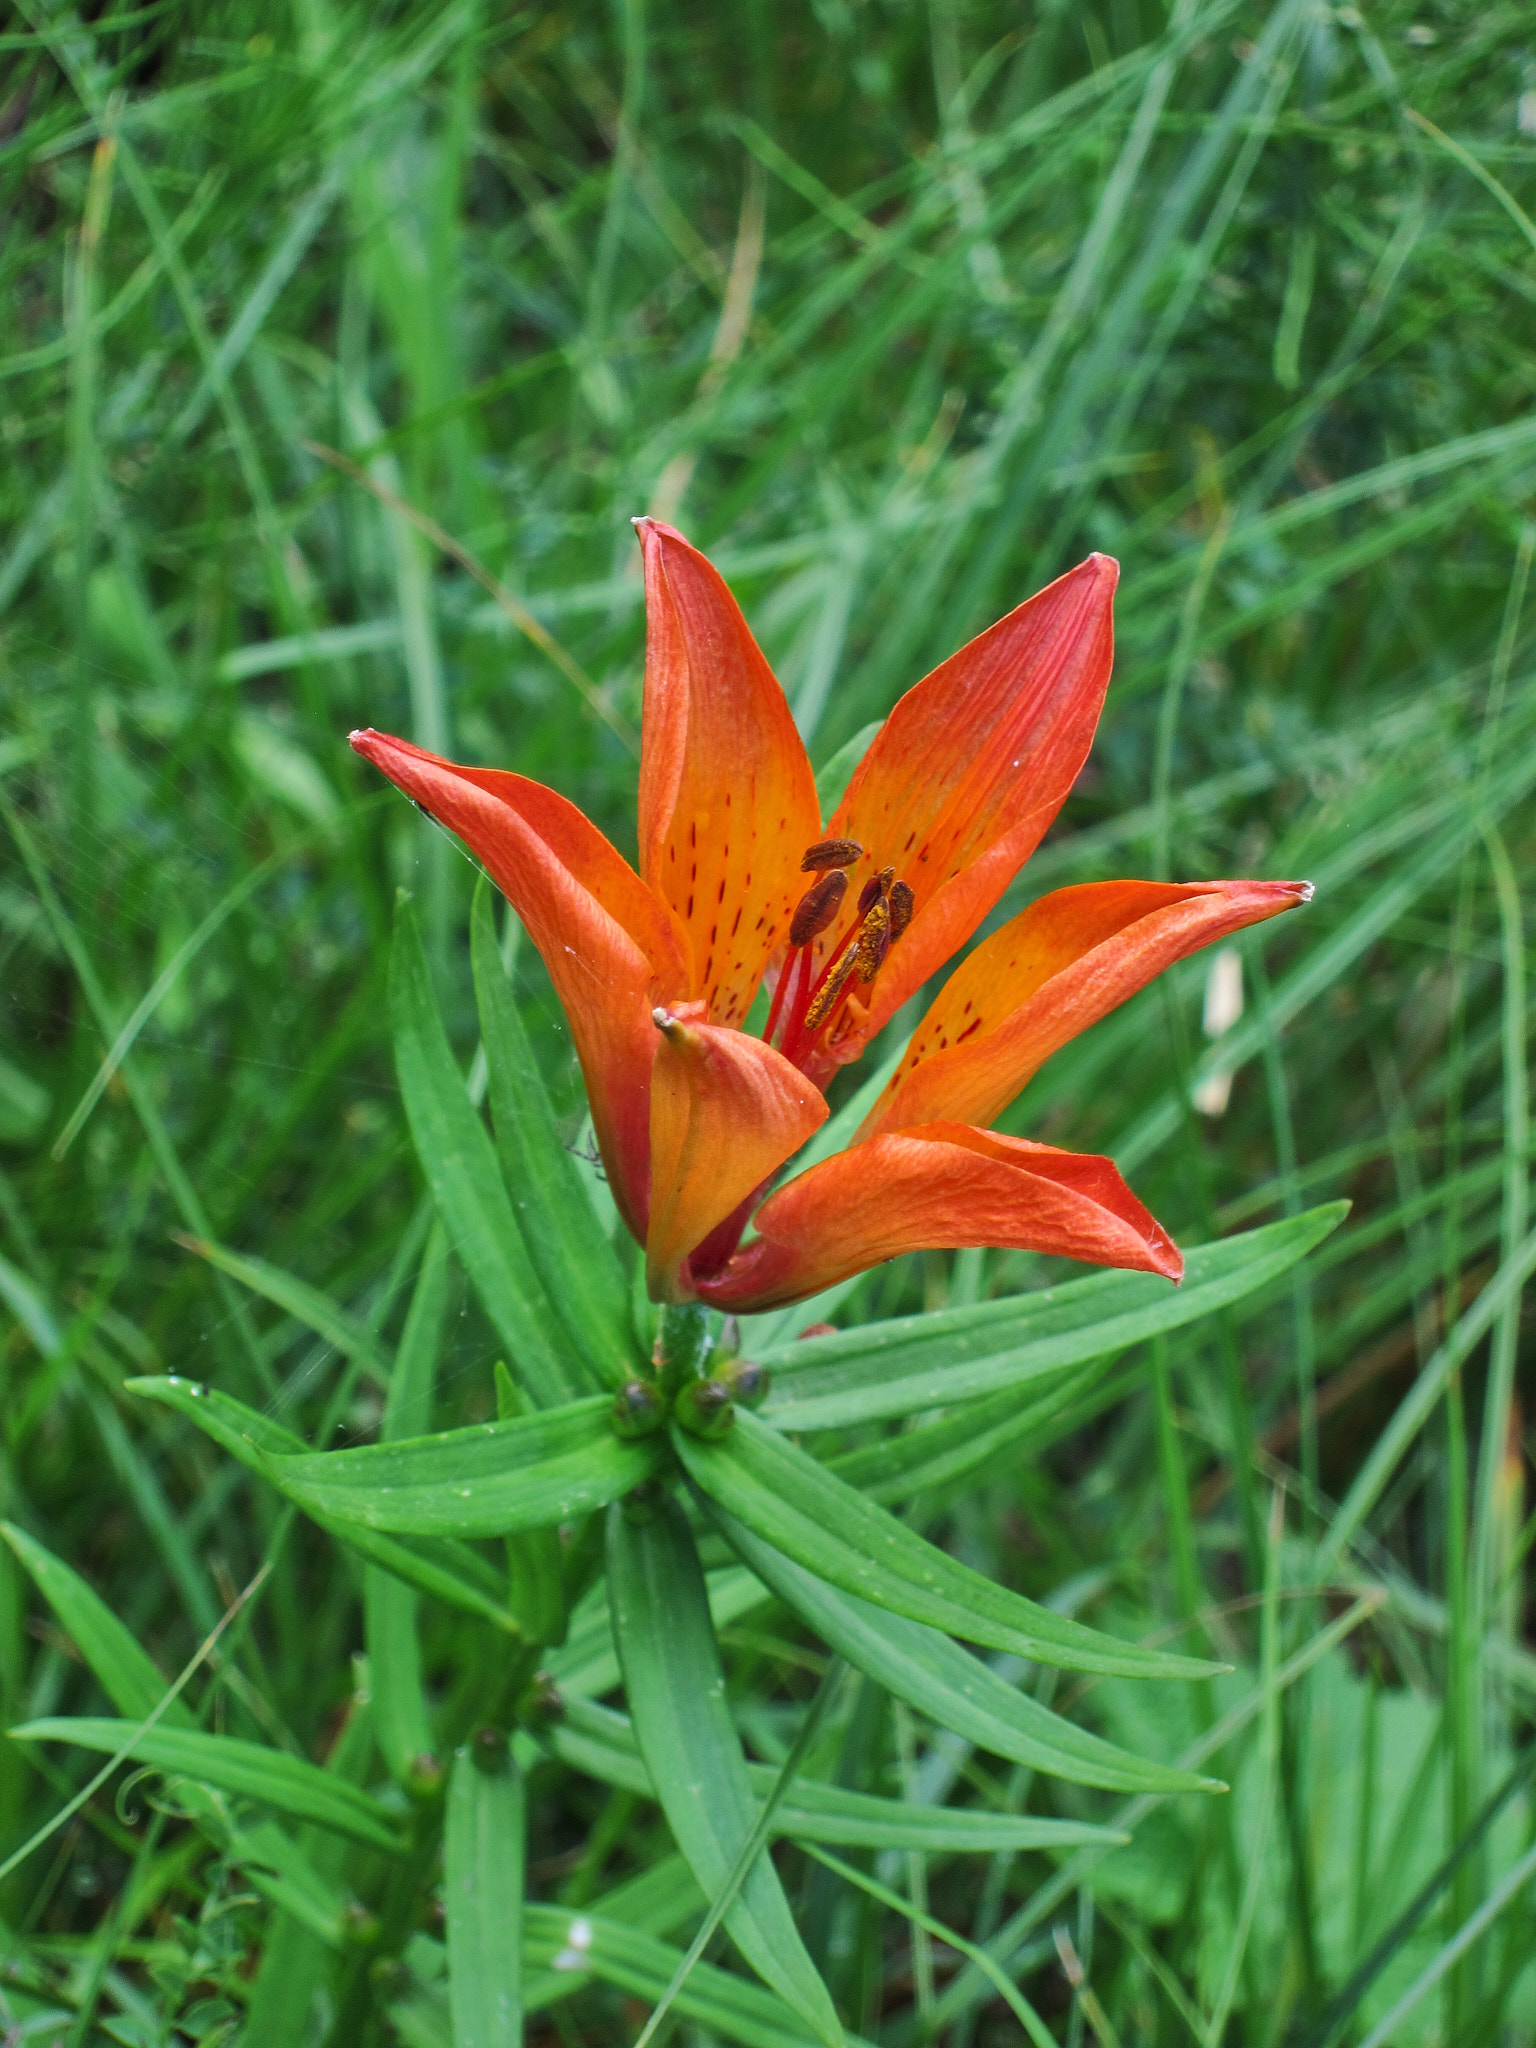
234;1825;359;1950
392;893;576;1407
172;1234;391;1386
2;1520;196;1728
11;1720;405;1852
268;1395;662;1538
126;1376;517;1629
446;1743;523;2048
829;1365;1110;1505
713;1511;1219;1795
758;1203;1347;1430
544;1564;771;1702
552;1697;1125;1851
606;1497;843;2046
471;878;635;1389
2;1523;356;1946
676;1411;1217;1681
367;1230;450;1787
523;1903;863;2048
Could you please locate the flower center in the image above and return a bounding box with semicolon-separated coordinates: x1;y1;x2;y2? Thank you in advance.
763;839;914;1065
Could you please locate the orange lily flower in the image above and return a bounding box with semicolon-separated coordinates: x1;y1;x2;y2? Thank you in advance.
352;520;1310;1311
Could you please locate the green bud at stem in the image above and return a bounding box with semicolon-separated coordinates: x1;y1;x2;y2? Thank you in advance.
675;1375;735;1440
611;1378;667;1438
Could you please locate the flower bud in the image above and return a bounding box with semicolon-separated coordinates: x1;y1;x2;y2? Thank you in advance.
405;1750;445;1801
470;1725;510;1775
715;1356;770;1409
674;1376;735;1440
611;1378;667;1439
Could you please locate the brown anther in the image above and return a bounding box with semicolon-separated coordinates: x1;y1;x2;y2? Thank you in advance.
854;896;891;982
789;869;847;947
803;948;859;1031
856;867;894;918
800;837;863;873
888;878;914;941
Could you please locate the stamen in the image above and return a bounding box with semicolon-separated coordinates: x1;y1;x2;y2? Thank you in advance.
788;868;847;946
853;896;891;982
888;878;914;941
762;943;810;1047
802;946;858;1031
856;866;895;917
800;837;863;873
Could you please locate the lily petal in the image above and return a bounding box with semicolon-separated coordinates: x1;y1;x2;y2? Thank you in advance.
818;554;1118;1051
864;878;1312;1138
697;1121;1180;1312
636;519;823;1028
647;1010;828;1302
351;728;684;1239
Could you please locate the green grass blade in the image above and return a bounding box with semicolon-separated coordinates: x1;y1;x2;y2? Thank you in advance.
552;1696;1122;1852
605;1496;843;2045
391;891;574;1407
174;1231;392;1387
126;1375;517;1628
470;876;634;1389
446;1741;524;2048
1;1521;194;1728
523;1903;860;2048
679;1413;1219;1682
11;1719;404;1852
760;1205;1347;1429
711;1508;1216;1794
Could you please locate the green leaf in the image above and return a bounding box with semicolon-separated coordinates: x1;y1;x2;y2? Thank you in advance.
366;1566;434;1788
391;892;574;1407
759;1204;1348;1430
544;1564;772;1702
677;1411;1218;1681
231;1820;356;1950
268;1394;663;1537
2;1520;195;1727
523;1903;870;2048
387;1224;451;1440
552;1697;1124;1851
471;877;634;1389
174;1233;391;1386
10;1719;405;1852
446;1744;524;2048
369;1233;449;1785
1;1523;356;1947
828;1365;1109;1504
125;1376;518;1631
714;1511;1219;1794
605;1497;843;2046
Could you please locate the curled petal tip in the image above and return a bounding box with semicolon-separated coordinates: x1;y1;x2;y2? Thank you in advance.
1084;551;1120;585
1296;880;1315;905
634;514;690;549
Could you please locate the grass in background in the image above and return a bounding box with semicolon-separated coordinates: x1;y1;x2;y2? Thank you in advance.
0;0;1533;2041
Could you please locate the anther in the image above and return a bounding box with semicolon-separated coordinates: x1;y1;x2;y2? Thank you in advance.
789;868;847;946
854;896;891;982
803;948;859;1031
856;866;895;917
888;878;914;941
800;837;863;873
